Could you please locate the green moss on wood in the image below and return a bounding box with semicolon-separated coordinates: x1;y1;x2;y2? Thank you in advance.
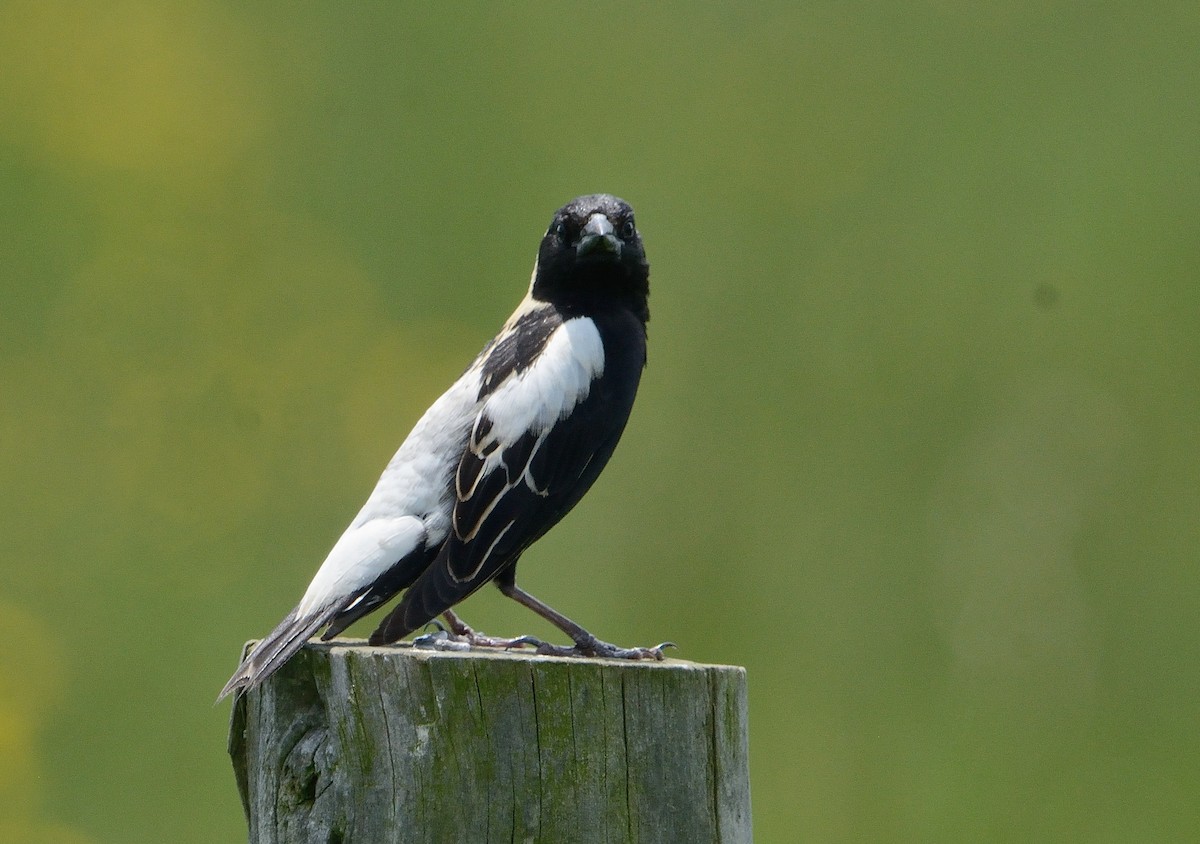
230;641;751;844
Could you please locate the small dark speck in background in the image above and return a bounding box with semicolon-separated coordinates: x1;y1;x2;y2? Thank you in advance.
1033;282;1060;310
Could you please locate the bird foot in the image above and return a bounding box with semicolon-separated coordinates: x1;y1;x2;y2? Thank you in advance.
414;615;540;652
526;636;677;661
418;612;674;660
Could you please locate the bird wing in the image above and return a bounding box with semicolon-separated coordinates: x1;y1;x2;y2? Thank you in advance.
451;316;609;579
369;316;633;642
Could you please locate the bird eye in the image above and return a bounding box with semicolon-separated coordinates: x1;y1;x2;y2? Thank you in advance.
552;220;568;239
620;219;636;239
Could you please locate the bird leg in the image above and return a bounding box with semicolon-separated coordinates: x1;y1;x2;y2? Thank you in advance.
497;582;674;661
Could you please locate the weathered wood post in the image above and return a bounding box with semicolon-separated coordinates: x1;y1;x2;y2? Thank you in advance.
228;640;751;843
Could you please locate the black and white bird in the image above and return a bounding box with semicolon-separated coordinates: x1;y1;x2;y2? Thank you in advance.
219;194;664;700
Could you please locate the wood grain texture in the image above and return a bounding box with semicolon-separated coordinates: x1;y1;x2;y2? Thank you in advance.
228;640;751;843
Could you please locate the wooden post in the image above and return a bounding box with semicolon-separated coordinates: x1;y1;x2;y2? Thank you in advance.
228;640;751;843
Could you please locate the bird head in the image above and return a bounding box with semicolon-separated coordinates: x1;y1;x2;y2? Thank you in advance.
531;194;649;318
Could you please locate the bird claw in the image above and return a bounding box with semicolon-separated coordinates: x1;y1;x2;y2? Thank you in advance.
503;635;545;651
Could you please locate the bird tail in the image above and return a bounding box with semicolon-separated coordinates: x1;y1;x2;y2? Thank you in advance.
217;600;349;702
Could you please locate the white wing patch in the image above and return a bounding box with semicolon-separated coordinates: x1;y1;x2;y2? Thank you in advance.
483;317;605;442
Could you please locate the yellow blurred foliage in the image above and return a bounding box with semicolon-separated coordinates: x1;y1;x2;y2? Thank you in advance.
0;0;266;182
0;603;93;843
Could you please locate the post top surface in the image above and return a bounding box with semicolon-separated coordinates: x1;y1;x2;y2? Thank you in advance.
250;637;747;675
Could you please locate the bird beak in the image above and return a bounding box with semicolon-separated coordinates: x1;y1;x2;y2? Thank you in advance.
577;213;622;261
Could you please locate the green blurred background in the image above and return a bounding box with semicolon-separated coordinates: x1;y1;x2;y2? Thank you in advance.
2;2;1198;841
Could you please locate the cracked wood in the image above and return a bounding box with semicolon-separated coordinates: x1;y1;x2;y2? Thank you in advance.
228;640;752;843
